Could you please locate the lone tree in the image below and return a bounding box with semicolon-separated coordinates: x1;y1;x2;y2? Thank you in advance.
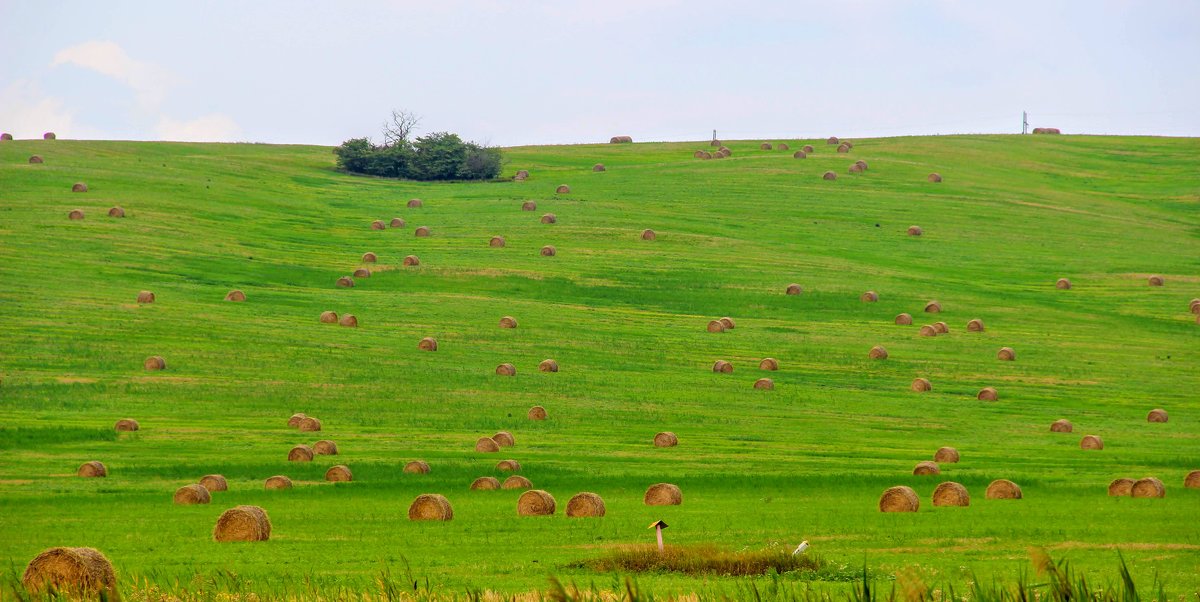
382;109;421;146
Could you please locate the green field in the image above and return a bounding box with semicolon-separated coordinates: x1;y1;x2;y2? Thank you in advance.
0;134;1198;599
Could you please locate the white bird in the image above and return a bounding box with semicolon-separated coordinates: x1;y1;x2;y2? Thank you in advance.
792;540;810;555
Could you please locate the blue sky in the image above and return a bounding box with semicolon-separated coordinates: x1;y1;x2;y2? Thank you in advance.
1;1;1197;145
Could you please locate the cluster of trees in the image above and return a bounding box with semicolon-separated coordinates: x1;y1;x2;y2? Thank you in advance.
334;110;502;181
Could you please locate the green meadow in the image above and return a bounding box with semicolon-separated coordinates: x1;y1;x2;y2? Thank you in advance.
0;134;1198;598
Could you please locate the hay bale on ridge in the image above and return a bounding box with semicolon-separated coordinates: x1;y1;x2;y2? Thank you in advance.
719;317;736;329
521;200;537;211
353;268;370;278
288;413;307;427
407;199;423;208
418;336;438;351
706;320;725;333
802;145;814;153
793;151;807;159
593;164;605;172
932;322;948;334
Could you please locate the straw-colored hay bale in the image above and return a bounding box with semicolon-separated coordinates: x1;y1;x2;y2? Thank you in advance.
44;132;56;139
827;137;839;145
644;483;683;506
499;316;518;329
336;276;355;288
415;226;430;237
919;325;938;337
353;268;370;279
967;319;984;332
610;136;633;144
927;173;942;183
1050;419;1073;433
264;475;292;490
786;283;803;295
793;151;807;159
144;356;166;371
997;347;1015;361
754;378;774;390
541;213;557;224
495;363;516;377
1108;478;1133;496
760;143;773;150
895;313;913;325
1187;299;1200;314
654;432;679;447
418;336;438;351
778;143;790;151
1131;477;1165;498
472;476;500;490
108;207;125;218
1147;408;1168;423
1056;278;1071;289
908;226;923;236
213;505;271;541
288;444;314;462
409;494;453;520
135;290;156;304
822;171;837;180
298;417;322;432
200;474;228;492
371;220;386;230
1184;470;1200;489
985;479;1022;500
641;229;656;240
21;547;118;599
225;289;246;301
855;160;868;171
68;209;84;220
0;133;11;140
593;164;606;172
514;170;529;181
1148;275;1163;286
932;482;970;507
390;217;405;228
174;483;211;504
924;301;941;313
1080;435;1104;450
319;311;338;324
759;358;779;371
288;413;307;427
719;317;736;330
496;459;521;472
521;200;537;211
802;145;814;153
707;320;726;333
77;461;107;477
694;150;711;159
476;436;501;452
710;139;721;147
878;486;918;512
556;185;571;194
977;387;998;401
404;460;431;474
492;431;515;447
403;255;420;266
518;490;556;516
849;163;864;174
490;236;506;247
503;475;533;490
566;492;606;517
861;291;879;302
72;182;88;192
869;345;888;359
314;440;338;455
934;447;960;463
539;359;559;372
933;322;948;334
837;144;851;153
1032;127;1061;134
913;461;940;476
528;405;547;420
361;252;377;263
115;418;140;432
911;377;932;392
540;245;556;256
325;465;353;482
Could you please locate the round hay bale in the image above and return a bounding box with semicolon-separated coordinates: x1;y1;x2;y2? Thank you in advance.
68;209;84;220
298;416;322;432
760;143;773;150
878;485;919;512
861;291;878;302
0;133;10;140
521;200;537;211
390;217;406;228
338;314;358;327
919;325;938;337
107;207;125;218
1131;477;1165;498
566;492;606;518
1108;478;1134;496
136;290;155;304
706;320;725;333
313;440;338;455
778;143;790;151
72;182;88;192
911;378;932;392
802;145;814;153
528;405;547;420
555;185;571;194
21;547;118;599
641;229;656;240
822;171;837;181
1056;278;1071;289
489;236;506;247
495;363;516;377
977;387;998;401
645;482;683;506
288;444;314;462
932;322;949;334
1184;470;1200;489
144;356;166;371
913;461;940;476
1148;275;1163;286
287;413;307;427
966;319;984;332
540;213;557;224
1032;127;1061;134
409;494;453;521
694;150;710;159
1187;299;1200;314
371;220;386;230
793;151;807;159
1050;419;1073;433
540;245;556;257
264;475;292;490
827;137;839;145
353;268;370;278
114;418;139;432
361;252;377;263
753;378;774;390
759;358;779;371
849;164;864;174
404;460;431;474
406;198;423;208
997;347;1015;361
538;359;559;372
213;505;271;542
786;283;803;295
855;160;868;171
610;136;633;144
503;475;533;490
718;147;731;156
514;170;529;181
44;132;56;139
710;139;721;147
325;465;353;482
499;316;518;329
1080;435;1104;450
927;173;942;183
493;431;515;447
654;432;679;447
225;289;246;301
986;479;1022;500
200;474;228;492
934;447;960;463
414;226;430;237
77;461;107;477
924;301;941;313
837;143;851;153
518;490;556;516
907;226;923;236
319;311;338;324
869;345;888;360
471;476;500;490
174;483;211;504
476;436;501;452
496;459;521;472
719;317;736;330
895;313;913;325
403;255;420;266
932;482;970;507
1147;408;1168;423
593;164;605;172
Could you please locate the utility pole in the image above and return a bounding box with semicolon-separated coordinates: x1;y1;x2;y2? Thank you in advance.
712;129;717;142
1022;111;1028;135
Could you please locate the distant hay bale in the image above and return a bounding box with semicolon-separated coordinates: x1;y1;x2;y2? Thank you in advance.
540;245;556;256
849;164;864;174
1108;478;1134;496
610;136;633;144
641;229;656;240
415;226;430;237
1147;275;1163;286
514;170;529;181
932;322;948;334
338;314;358;327
371;220;386;230
68;209;84;220
499;316;519;329
822;171;837;181
1147;408;1168;423
29;155;43;164
225;289;246;301
927;173;942;183
1056;278;1071;289
403;255;420;266
522;200;537;211
107;207;125;218
707;320;725;333
496;459;521;472
334;276;354;287
362;252;377;263
0;133;10;140
802;145;814;153
593;164;606;172
490;236;506;247
924;301;941;313
353;268;370;278
21;547;118;599
793;151;807;159
144;356;166;371
493;431;515;447
878;486;919;512
986;479;1022;500
72;182;88;192
541;213;557;224
556;185;571;194
826;137;839;145
1131;477;1165;498
288;413;307;427
1184;470;1200;489
264;476;292;490
200;474;228;492
476;436;501;452
566;492;606;518
1032;127;1061;134
314;440;338;455
654;432;679;447
694;150;711;159
754;377;775;390
997;347;1015;361
298;417;322;432
407;199;423;208
213;505;271;542
760;143;772;150
174;483;211;504
1187;299;1200;314
539;359;559;372
645;483;683;506
895;313;913;325
913;461;940;476
319;311;338;324
409;494;453;520
471;476;500;490
325;465;353;482
855;160;868;171
934;447;960;463
390;217;405;228
495;363;516;377
869;345;888;359
134;290;156;304
288;444;314;462
710;139;721;146
778;143;789;151
919;325;938;337
44;132;56;139
518;490;557;516
861;291;878;302
528;405;547;420
404;460;431;474
967;319;984;332
786;283;803;295
837;144;850;153
933;482;970;507
77;461;107;477
911;378;932;392
759;358;779;371
503;475;533;490
977;387;998;401
1080;435;1103;450
1050;419;1073;433
907;226;923;236
114;418;140;432
719;316;736;329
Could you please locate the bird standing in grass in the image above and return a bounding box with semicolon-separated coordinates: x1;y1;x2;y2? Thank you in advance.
793;541;810;555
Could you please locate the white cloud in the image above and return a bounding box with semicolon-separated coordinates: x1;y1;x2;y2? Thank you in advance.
156;113;241;142
0;80;82;139
52;40;180;109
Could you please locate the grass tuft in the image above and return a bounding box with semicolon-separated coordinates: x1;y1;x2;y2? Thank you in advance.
579;545;825;577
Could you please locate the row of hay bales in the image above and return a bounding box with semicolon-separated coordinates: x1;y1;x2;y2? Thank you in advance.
0;132;58;139
879;480;1025;512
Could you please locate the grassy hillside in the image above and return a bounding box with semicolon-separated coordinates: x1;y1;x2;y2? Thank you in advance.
0;134;1198;598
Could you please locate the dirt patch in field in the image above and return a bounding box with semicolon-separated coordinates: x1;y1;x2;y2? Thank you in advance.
55;377;97;384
